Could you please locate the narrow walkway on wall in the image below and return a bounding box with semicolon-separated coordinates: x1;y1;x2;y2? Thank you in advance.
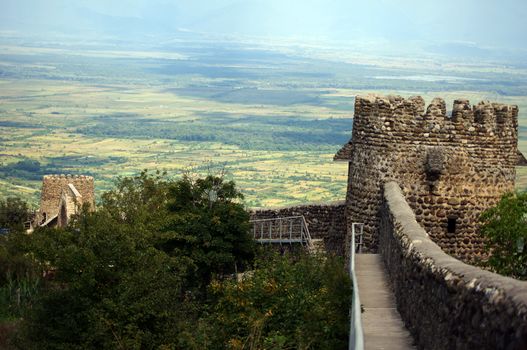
356;254;415;349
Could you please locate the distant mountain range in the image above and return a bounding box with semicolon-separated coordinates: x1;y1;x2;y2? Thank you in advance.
1;0;526;58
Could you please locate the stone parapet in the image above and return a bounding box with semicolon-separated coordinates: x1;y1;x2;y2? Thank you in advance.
353;95;518;137
379;181;527;350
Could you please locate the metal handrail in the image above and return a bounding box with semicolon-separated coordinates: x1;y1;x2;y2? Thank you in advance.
299;216;313;248
349;223;364;350
250;216;312;247
250;215;309;223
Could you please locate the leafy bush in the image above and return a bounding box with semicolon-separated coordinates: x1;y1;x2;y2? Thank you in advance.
480;192;527;279
0;197;30;232
0;198;41;322
100;170;256;292
0;277;40;321
5;171;350;349
159;174;255;291
13;171;256;349
204;252;351;350
15;222;193;349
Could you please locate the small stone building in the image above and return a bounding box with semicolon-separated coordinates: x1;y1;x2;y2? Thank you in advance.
36;174;95;228
336;95;524;262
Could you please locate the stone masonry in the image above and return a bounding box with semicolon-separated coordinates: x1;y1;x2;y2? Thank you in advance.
336;95;520;262
38;174;95;225
380;181;527;350
250;201;346;255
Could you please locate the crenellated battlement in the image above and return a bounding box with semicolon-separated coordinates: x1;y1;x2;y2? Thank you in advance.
353;95;518;137
43;174;94;181
339;94;520;262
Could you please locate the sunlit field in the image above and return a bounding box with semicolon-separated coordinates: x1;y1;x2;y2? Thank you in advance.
1;35;527;208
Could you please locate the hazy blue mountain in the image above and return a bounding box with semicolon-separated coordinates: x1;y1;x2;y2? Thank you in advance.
1;0;526;54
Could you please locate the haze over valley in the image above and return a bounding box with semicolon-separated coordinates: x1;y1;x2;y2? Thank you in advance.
1;0;527;207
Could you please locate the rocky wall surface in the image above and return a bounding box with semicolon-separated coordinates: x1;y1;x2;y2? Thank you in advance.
379;181;527;350
250;201;346;255
39;174;95;223
343;95;518;261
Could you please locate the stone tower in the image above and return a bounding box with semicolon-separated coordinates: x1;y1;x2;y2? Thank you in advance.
335;95;521;262
37;174;95;227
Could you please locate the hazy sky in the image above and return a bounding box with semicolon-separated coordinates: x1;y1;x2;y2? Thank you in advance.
2;0;527;50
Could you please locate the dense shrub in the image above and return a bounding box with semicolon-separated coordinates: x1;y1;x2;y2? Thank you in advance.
204;252;351;350
14;223;193;349
480;192;527;279
0;198;40;322
0;197;30;232
2;172;351;349
12;171;257;349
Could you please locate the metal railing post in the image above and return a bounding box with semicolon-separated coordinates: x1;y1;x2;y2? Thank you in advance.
359;224;363;253
249;216;313;247
349;223;364;350
301;219;304;244
302;216;312;246
279;218;282;243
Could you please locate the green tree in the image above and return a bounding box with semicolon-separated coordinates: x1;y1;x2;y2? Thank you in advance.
0;197;30;233
480;192;527;279
15;214;194;349
0;197;35;287
14;171;256;349
0;198;38;322
100;169;171;230
100;171;256;292
158;174;255;291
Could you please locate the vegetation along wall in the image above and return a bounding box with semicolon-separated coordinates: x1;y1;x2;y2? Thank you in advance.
379;181;527;350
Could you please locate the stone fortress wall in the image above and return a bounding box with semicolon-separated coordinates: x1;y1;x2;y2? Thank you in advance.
250;201;346;255
38;174;95;223
380;181;527;350
340;95;518;261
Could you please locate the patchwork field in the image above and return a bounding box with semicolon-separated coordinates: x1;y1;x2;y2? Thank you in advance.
0;79;352;208
1;35;527;208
